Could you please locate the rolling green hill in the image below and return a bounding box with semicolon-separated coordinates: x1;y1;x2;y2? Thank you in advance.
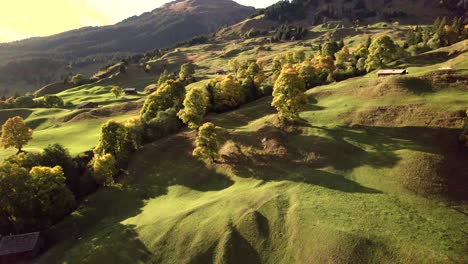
25;38;468;263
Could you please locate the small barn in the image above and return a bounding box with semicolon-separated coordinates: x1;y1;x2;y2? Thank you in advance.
377;69;408;77
124;88;138;95
76;101;98;109
0;232;44;262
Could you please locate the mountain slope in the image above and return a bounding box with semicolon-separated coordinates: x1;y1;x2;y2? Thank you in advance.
0;0;255;95
219;0;466;35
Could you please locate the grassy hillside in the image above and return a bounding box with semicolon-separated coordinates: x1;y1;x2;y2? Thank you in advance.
31;39;468;263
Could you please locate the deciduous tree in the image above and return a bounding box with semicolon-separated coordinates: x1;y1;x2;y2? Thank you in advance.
208;75;244;112
91;154;117;186
365;36;398;72
193;122;223;163
179;62;195;80
1;116;33;152
272;67;307;121
177;88;209;129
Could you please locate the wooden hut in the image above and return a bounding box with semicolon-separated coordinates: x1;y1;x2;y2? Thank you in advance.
0;232;44;262
377;69;408;77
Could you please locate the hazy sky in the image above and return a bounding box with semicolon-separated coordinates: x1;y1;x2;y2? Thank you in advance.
0;0;279;43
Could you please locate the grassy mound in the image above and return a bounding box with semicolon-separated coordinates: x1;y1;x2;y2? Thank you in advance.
394;151;449;195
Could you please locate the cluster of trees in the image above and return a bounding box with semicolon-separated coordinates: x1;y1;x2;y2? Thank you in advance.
271;25;308;42
0;117;96;233
90;63;199;184
271;35;406;89
260;0;311;22
0;94;65;109
409;17;467;54
403;17;468;55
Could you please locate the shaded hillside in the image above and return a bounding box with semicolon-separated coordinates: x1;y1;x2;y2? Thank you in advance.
219;0;467;35
0;0;255;95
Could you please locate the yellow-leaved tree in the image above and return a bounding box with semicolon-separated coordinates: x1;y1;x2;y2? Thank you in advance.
1;116;33;153
209;75;244;112
92;153;118;186
178;88;209;129
29;166;76;221
193;122;223;163
272;66;307;122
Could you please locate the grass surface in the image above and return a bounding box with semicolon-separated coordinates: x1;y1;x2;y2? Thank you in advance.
0;31;466;263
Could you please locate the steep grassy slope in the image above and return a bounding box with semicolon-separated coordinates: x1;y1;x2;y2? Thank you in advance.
35;47;468;263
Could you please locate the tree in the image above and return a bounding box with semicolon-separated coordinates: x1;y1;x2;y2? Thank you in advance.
111;86;123;98
14;95;35;108
157;70;176;87
312;54;336;73
140;80;186;121
272;67;307;122
0;163;34;232
354;44;369;60
193;122;223;163
94;120;131;164
321;41;339;57
125;117;144;150
71;74;85;86
29;166;76;222
365;36;398;72
1;116;33;152
208;75;244;112
42;95;64;108
334;46;354;68
91;154;117;186
298;62;319;88
178;88;209;129
39;144;80;195
179;62;195;80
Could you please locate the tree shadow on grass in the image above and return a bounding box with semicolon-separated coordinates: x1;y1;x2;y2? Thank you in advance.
40;134;236;263
222;124;467;196
40;186;157;263
128;133;234;195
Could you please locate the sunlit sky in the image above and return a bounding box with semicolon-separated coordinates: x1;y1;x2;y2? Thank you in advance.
0;0;278;43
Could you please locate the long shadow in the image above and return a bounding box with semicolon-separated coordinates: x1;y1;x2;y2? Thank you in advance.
128;133;234;195
222;124;468;197
208;97;276;129
40;186;157;263
39;134;235;262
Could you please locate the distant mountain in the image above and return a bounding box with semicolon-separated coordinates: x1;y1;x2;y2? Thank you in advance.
0;0;255;95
